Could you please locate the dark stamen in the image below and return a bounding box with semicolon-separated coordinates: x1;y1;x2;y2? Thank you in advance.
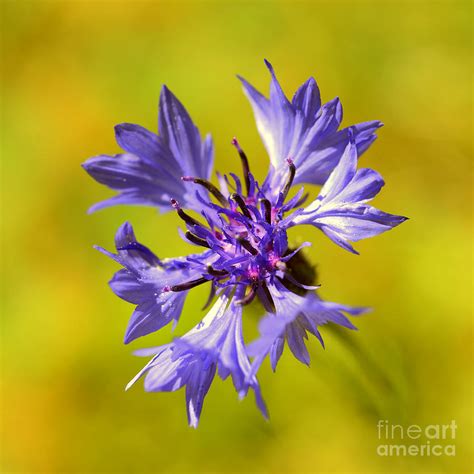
236;285;257;306
207;265;228;277
181;176;228;207
260;198;272;224
294;192;309;208
281;158;296;200
167;277;208;292
171;199;203;227
231;137;250;194
185;231;210;248
231;193;252;219
237;236;258;256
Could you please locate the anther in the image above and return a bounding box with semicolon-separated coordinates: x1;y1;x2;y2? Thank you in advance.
260;198;272;224
181;176;228;207
231;193;252;219
207;265;228;277
231;137;251;194
281;158;296;201
171;199;203;227
167;277;208;292
294;192;309;208
237;236;258;256
185;231;211;248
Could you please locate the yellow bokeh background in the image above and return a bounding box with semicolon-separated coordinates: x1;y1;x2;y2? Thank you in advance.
1;1;472;473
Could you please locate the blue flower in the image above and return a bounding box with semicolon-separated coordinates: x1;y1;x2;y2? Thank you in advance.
83;60;407;427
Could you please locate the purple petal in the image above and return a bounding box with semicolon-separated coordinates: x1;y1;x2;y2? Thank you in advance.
301;121;383;185
128;345;216;428
285;321;310;365
82;153;180;212
237;75;271;145
248;282;365;371
109;269;151;304
289;140;407;252
269;336;285;371
336;167;385;203
83;87;213;213
292;77;321;120
159;85;214;180
239;61;382;195
186;363;217;428
98;222;210;342
115;123;178;173
316;137;358;202
123;292;186;344
143;348;190;392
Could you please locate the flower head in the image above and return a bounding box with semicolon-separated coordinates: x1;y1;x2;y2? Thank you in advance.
83;60;407;427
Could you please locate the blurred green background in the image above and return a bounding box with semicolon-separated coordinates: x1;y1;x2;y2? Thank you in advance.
1;1;472;473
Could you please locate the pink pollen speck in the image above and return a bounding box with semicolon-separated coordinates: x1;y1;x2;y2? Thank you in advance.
231;137;242;152
248;269;259;279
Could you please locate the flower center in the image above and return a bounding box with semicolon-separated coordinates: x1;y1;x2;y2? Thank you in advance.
166;138;313;312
